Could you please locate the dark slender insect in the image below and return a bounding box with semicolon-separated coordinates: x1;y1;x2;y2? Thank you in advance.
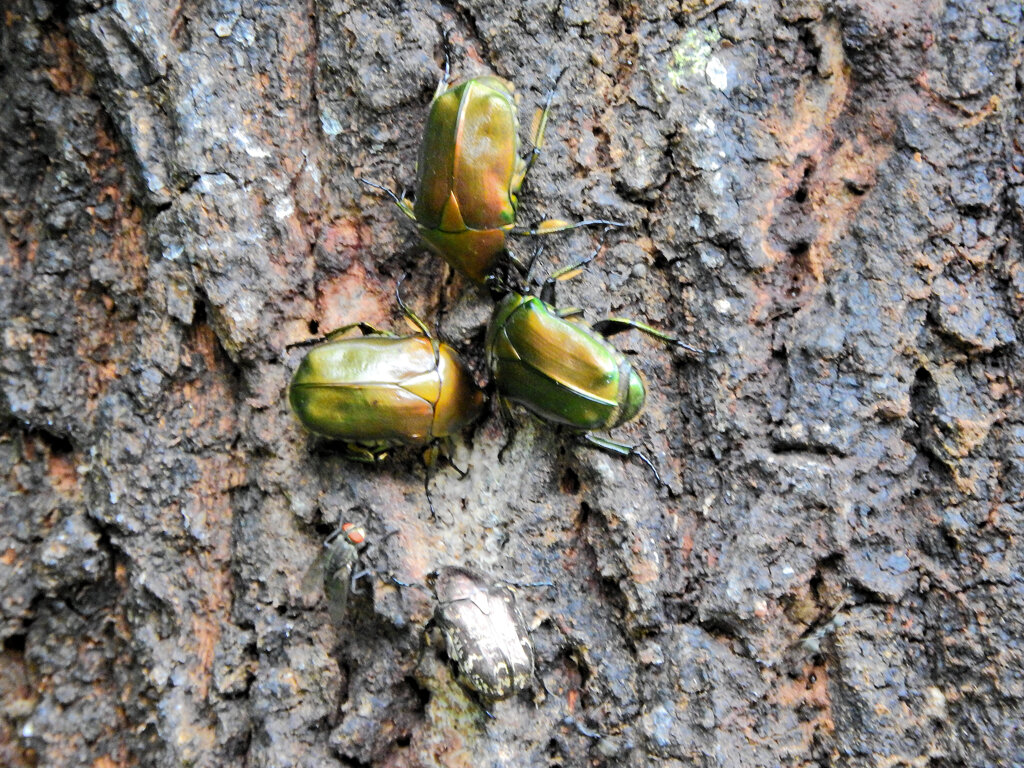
302;522;371;627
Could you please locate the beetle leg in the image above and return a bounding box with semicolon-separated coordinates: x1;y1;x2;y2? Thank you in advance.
555;306;585;320
539;258;595;305
343;443;389;463
394;273;441;366
386;572;434;596
433;436;468;478
511;217;626;240
424;474;440;522
579;432;666;487
537;225;616;302
516;66;569;189
504;248;532;282
522;242;544;281
495;396;518;461
322;321;392;341
591;317;702;355
446;456;469;479
421;443;455;524
506;578;554;589
287;321;387;349
396;274;433;337
469;690;497;720
434;27;453;99
485;249;532;298
517;69;564;186
562;715;602;740
359;178;417;221
422;443;438;520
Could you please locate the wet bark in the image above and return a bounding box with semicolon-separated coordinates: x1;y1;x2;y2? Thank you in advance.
2;0;1022;766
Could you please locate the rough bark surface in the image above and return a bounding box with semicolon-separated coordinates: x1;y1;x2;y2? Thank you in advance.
2;0;1023;766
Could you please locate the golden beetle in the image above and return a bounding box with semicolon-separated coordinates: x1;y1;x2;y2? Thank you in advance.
364;59;619;282
289;291;485;465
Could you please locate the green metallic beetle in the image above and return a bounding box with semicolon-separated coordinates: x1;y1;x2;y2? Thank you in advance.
288;288;485;467
485;249;695;481
362;55;620;283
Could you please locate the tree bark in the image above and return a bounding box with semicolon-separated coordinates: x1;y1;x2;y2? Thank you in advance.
2;0;1022;766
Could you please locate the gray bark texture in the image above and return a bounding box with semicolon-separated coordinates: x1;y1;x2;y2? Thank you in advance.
2;0;1023;765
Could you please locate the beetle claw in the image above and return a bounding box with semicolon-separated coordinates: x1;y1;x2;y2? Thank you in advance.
632;449;666;488
437;26;454;89
545;64;569;89
424;471;456;525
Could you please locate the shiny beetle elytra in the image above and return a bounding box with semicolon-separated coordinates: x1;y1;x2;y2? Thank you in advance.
430;566;535;700
289;287;485;464
289;283;485;517
362;53;620;283
485;245;695;481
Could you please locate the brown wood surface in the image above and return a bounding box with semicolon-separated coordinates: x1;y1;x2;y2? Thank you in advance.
2;1;1022;765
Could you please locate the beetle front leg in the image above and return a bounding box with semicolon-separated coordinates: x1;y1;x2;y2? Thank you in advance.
579;432;667;488
556;306;585;320
512;218;626;249
286;321;391;350
517;67;566;185
358;178;417;222
421;443;456;524
395;274;433;338
324;321;394;341
434;27;454;99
